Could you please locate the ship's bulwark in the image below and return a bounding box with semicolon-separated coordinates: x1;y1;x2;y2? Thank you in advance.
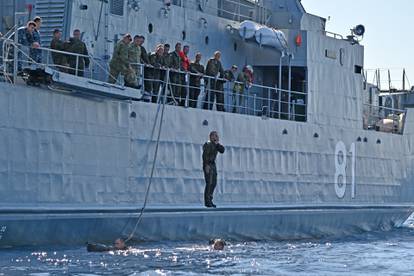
0;82;414;246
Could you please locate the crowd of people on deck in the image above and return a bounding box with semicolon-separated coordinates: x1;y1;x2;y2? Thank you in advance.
7;17;255;112
107;33;254;111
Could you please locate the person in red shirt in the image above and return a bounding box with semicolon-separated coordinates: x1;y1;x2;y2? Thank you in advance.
178;45;190;106
179;45;190;71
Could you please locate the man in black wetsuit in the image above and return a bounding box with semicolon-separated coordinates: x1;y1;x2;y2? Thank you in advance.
202;131;225;208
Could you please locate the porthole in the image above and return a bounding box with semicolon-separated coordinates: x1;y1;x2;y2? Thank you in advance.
205;36;209;45
233;42;237;51
148;23;153;33
182;31;186;41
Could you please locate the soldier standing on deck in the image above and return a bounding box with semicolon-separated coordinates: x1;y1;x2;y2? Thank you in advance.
204;51;225;111
108;33;137;88
169;42;182;105
128;35;142;86
202;131;225;208
189;52;204;108
50;29;66;70
65;29;90;76
136;35;151;96
163;44;171;67
150;44;166;103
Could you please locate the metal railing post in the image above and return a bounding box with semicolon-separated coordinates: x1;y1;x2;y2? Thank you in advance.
253;93;257;116
267;87;270;117
288;54;292;119
75;55;79;76
185;72;190;107
278;55;283;118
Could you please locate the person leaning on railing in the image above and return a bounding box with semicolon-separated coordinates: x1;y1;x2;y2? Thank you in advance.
232;66;251;113
169;43;183;105
108;33;137;88
128;35;142;85
149;44;167;103
64;29;89;77
31;16;42;63
16;21;38;71
135;35;151;95
189;52;205;108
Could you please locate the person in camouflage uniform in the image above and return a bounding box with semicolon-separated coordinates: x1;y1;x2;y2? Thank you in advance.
128;35;142;85
233;65;253;114
202;131;225;208
135;36;151;94
50;29;66;70
204;51;225;111
189;52;205;108
169;42;182;105
149;44;166;103
30;16;42;63
163;44;171;68
108;34;137;88
64;29;90;77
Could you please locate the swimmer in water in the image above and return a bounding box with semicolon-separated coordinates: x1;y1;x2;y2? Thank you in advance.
87;238;128;252
209;239;225;250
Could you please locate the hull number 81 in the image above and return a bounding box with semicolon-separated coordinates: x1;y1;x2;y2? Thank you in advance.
334;141;356;199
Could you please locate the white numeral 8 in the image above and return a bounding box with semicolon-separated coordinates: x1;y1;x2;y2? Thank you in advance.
335;141;347;198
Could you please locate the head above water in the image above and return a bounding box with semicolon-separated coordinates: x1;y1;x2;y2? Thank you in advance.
114;238;126;250
211;239;225;250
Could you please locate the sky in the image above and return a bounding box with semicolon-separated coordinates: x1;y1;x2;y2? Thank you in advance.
302;0;413;89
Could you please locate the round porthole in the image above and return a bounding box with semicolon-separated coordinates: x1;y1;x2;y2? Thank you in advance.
148;23;153;33
182;31;186;41
205;36;209;45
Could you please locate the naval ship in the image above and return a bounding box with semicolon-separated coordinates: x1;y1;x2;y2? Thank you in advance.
0;0;414;247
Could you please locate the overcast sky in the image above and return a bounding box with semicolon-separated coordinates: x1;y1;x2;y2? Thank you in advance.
302;0;413;89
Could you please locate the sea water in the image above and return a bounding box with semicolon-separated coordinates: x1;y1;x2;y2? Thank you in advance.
1;222;414;276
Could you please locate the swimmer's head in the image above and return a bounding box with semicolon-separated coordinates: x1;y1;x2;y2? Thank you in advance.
212;239;225;250
114;238;126;250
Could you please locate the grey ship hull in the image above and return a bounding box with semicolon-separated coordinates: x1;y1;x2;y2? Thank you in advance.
0;82;414;247
1;205;412;247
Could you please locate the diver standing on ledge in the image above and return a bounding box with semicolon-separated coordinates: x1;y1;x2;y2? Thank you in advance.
202;131;225;208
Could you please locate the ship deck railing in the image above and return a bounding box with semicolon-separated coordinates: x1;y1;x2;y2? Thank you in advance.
363;104;406;134
0;37;308;121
